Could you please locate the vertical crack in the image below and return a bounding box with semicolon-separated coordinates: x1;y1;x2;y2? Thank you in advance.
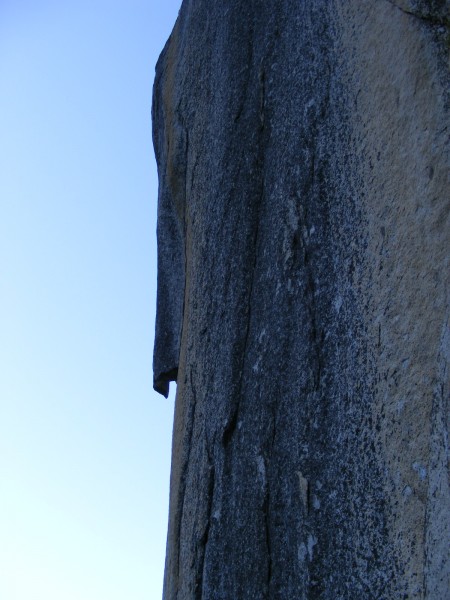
195;462;215;600
259;68;266;130
175;368;198;591
263;485;272;597
263;414;277;598
222;68;267;447
300;145;323;392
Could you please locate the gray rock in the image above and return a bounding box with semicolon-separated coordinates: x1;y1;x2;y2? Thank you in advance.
152;1;449;598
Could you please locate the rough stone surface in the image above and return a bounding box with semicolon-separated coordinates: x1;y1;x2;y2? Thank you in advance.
152;1;449;598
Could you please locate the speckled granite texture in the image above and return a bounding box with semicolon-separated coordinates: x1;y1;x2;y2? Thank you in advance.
152;1;449;598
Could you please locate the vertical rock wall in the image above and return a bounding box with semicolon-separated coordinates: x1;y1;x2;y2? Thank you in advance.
152;1;449;598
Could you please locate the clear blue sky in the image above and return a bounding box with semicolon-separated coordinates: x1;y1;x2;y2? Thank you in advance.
0;1;181;598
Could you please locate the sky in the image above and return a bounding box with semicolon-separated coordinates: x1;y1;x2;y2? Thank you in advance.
0;1;181;598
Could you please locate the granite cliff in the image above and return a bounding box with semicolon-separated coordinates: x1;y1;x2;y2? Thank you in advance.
152;1;449;598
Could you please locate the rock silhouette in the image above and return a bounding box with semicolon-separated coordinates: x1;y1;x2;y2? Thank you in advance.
152;1;449;598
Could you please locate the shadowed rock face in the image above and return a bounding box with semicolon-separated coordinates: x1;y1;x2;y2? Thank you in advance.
152;1;449;598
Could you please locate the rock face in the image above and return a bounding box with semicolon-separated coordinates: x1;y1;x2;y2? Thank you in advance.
152;1;449;598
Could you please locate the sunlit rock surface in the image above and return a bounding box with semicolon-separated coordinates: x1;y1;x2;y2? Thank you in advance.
152;1;449;598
